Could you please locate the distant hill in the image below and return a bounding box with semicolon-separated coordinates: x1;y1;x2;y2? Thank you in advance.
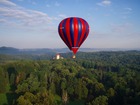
0;46;140;61
0;46;19;54
0;46;71;55
0;46;140;55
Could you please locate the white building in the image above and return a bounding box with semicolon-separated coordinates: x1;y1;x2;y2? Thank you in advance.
56;54;60;59
53;54;63;60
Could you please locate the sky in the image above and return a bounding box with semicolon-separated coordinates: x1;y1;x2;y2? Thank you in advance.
0;0;140;49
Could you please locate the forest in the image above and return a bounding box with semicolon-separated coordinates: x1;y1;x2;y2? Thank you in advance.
0;51;140;105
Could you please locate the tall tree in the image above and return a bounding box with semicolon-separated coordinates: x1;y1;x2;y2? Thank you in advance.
62;90;68;105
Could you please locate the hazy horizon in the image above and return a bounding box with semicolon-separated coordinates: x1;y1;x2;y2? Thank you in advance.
0;0;140;49
1;46;140;50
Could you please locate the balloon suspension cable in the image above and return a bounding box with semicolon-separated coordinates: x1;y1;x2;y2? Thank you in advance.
72;54;76;59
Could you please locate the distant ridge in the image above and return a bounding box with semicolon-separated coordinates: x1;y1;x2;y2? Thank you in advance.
0;46;56;55
0;46;18;51
0;46;140;55
0;46;19;54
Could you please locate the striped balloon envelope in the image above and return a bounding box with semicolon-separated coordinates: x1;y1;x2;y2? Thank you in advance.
58;17;89;54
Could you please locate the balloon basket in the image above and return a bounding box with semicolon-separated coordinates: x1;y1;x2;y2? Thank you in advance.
72;55;76;59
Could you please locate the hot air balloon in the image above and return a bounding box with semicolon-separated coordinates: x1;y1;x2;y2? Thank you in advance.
58;17;89;57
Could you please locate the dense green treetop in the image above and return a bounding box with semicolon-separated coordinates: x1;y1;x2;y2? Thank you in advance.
0;51;140;105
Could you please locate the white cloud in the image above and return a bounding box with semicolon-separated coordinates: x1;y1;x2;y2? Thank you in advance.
123;7;132;14
0;0;54;27
58;14;67;19
0;0;16;6
125;7;132;11
0;7;51;26
120;7;133;19
0;19;7;23
97;0;111;6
